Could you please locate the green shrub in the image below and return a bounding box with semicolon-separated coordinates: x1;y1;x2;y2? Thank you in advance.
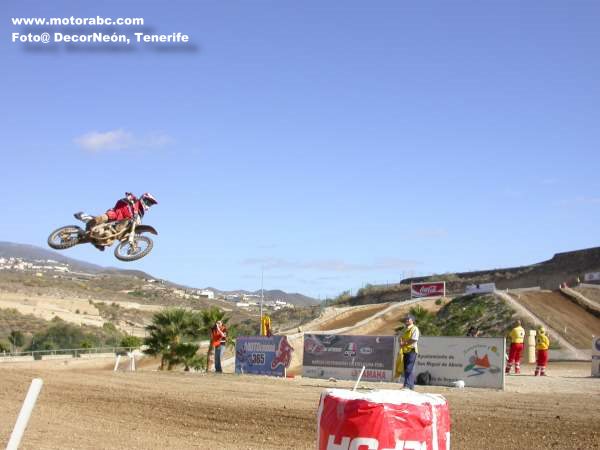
102;322;117;332
121;335;142;348
0;340;10;353
27;318;125;351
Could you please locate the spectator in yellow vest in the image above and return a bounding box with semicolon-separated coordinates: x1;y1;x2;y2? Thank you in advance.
400;314;420;390
534;326;550;376
506;319;525;374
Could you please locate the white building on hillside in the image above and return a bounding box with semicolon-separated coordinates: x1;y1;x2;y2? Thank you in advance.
200;289;215;299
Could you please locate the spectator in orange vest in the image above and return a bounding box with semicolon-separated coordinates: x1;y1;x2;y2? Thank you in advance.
506;319;525;374
211;321;227;373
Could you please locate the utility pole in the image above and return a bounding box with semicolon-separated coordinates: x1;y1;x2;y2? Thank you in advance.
260;267;264;334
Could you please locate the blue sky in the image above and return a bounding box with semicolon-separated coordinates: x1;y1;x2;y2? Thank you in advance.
2;1;600;299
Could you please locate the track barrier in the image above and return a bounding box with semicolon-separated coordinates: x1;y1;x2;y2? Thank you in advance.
317;389;450;450
6;378;43;450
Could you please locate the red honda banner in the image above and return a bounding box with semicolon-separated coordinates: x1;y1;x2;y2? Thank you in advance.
411;282;445;298
317;389;451;450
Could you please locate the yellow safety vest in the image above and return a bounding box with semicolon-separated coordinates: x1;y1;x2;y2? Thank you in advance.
536;333;550;350
402;324;419;354
509;326;525;344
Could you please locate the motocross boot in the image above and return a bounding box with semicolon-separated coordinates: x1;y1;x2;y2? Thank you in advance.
89;214;109;252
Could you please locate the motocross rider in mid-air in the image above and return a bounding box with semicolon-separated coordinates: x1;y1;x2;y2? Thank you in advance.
75;192;158;251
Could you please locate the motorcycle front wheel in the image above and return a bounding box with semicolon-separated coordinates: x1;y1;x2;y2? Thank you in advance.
114;235;153;261
47;225;84;250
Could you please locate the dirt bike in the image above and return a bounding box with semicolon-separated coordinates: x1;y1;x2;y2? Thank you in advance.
47;212;158;261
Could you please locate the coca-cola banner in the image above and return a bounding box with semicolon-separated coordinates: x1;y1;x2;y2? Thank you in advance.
411;281;445;298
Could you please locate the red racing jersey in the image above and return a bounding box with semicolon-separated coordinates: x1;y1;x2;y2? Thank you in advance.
105;197;141;221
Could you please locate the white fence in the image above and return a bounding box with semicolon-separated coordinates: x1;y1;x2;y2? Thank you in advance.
0;355;34;363
0;346;138;363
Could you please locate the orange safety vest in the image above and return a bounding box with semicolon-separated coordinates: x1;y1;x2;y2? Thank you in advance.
211;326;225;348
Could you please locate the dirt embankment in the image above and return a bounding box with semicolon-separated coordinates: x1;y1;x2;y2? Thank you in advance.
509;290;600;348
312;303;390;331
0;360;598;450
0;292;161;337
355;298;443;336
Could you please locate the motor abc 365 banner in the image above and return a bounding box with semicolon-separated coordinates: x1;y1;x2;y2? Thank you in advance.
235;335;294;377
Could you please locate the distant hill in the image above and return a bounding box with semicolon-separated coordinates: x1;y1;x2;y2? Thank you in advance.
0;242;318;306
0;241;156;279
207;287;319;307
0;241;106;273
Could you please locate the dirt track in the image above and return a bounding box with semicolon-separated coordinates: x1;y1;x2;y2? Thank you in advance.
360;298;444;336
1;359;598;450
510;291;600;348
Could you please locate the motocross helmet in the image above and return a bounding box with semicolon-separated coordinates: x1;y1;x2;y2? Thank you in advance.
124;192;137;204
140;192;158;211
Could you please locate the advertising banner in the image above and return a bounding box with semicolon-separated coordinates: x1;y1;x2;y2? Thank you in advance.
584;272;600;282
235;335;294;377
465;283;496;294
592;337;600;377
410;282;445;298
414;336;505;389
303;334;396;382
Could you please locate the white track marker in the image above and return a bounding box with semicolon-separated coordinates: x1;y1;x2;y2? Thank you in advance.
353;366;366;391
6;378;43;450
129;353;136;372
113;355;121;372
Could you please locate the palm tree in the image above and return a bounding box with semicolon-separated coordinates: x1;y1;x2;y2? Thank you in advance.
178;343;206;371
144;309;202;370
396;306;440;336
8;330;25;354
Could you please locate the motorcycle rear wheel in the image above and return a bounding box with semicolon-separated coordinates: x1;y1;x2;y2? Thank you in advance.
114;235;153;261
47;225;84;250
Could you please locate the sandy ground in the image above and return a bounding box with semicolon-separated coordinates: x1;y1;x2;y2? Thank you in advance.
0;359;598;450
